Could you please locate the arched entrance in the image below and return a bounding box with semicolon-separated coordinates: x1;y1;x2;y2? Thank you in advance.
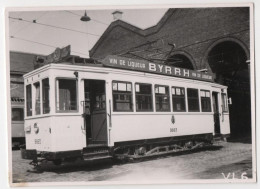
166;53;195;70
207;40;251;139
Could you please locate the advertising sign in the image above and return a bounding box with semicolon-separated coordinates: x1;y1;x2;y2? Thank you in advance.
102;55;214;82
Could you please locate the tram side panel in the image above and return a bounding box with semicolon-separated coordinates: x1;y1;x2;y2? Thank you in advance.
220;114;231;135
25;117;52;152
110;114;214;145
51;115;86;152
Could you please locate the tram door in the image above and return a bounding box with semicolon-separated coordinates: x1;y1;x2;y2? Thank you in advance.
84;80;107;145
212;92;221;134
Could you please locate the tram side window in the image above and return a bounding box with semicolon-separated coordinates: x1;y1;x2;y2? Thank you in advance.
34;82;41;115
26;85;32;116
42;78;50;114
187;88;200;112
112;81;132;111
155;85;170;112
135;83;153;112
221;93;228;112
56;79;77;112
200;90;211;112
172;87;186;112
12;108;24;121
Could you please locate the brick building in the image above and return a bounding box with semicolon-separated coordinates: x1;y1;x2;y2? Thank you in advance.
10;51;39;146
89;8;251;138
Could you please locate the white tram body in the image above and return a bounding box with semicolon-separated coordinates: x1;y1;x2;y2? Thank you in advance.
22;56;230;162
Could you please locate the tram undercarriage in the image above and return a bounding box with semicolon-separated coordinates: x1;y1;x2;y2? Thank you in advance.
23;133;228;168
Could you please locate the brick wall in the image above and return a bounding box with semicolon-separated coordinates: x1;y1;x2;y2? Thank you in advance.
90;7;250;70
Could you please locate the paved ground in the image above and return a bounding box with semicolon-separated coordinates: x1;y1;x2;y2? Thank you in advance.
11;141;253;183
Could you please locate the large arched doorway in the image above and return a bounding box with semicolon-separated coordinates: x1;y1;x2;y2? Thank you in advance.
207;41;251;139
166;54;194;70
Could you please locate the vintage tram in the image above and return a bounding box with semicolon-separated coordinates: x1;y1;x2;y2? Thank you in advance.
11;97;25;149
21;55;230;165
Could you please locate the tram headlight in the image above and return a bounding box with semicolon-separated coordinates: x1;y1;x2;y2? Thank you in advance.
34;123;39;134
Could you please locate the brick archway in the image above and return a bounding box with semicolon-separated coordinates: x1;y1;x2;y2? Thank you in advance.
202;37;250;72
166;50;196;70
204;37;251;139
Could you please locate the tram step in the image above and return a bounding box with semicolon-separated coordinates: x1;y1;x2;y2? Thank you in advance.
83;155;112;162
213;136;222;142
83;145;110;154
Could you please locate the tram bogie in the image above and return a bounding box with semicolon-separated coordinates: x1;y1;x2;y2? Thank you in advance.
22;56;230;165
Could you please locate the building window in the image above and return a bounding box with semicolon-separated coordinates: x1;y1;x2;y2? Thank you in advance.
187;88;200;112
12;108;24;121
172;87;186;112
42;78;50;114
112;81;133;111
200;90;211;112
155;85;170;112
26;85;32;116
34;82;41;115
221;93;228;112
135;83;153;112
56;79;77;112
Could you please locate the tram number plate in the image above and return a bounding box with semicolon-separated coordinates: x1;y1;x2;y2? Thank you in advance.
35;139;41;144
170;128;177;132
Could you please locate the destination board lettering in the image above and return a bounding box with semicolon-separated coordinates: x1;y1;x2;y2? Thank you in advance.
103;55;214;82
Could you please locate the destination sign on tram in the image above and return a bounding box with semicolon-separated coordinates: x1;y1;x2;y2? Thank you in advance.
102;55;214;82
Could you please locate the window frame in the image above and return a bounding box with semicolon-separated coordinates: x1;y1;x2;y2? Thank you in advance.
187;88;200;112
42;78;50;114
33;81;41;115
112;80;133;112
26;84;32;117
200;89;212;112
171;86;186;112
55;77;78;113
154;84;170;112
221;93;229;112
135;82;154;112
12;107;24;121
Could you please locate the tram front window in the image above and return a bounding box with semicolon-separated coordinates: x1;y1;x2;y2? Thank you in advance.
56;79;77;112
34;82;41;115
26;85;32;116
135;83;153;112
221;93;228;112
42;78;50;114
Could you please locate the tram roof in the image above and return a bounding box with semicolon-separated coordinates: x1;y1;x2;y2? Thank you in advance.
24;62;228;90
26;55;217;84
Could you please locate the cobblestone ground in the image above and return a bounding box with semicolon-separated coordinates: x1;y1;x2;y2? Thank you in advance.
11;141;253;183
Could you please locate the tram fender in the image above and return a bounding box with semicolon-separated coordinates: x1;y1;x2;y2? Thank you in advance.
21;149;37;160
40;150;82;160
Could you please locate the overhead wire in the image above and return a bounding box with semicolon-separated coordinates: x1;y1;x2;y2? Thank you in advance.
9;16;101;37
12;12;48;36
10;36;89;57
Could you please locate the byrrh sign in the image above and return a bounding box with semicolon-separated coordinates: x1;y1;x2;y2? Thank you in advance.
102;55;214;82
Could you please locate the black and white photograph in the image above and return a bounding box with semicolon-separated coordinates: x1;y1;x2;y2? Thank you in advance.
5;3;256;186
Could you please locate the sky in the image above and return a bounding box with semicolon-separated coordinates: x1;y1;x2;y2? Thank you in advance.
8;8;168;58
